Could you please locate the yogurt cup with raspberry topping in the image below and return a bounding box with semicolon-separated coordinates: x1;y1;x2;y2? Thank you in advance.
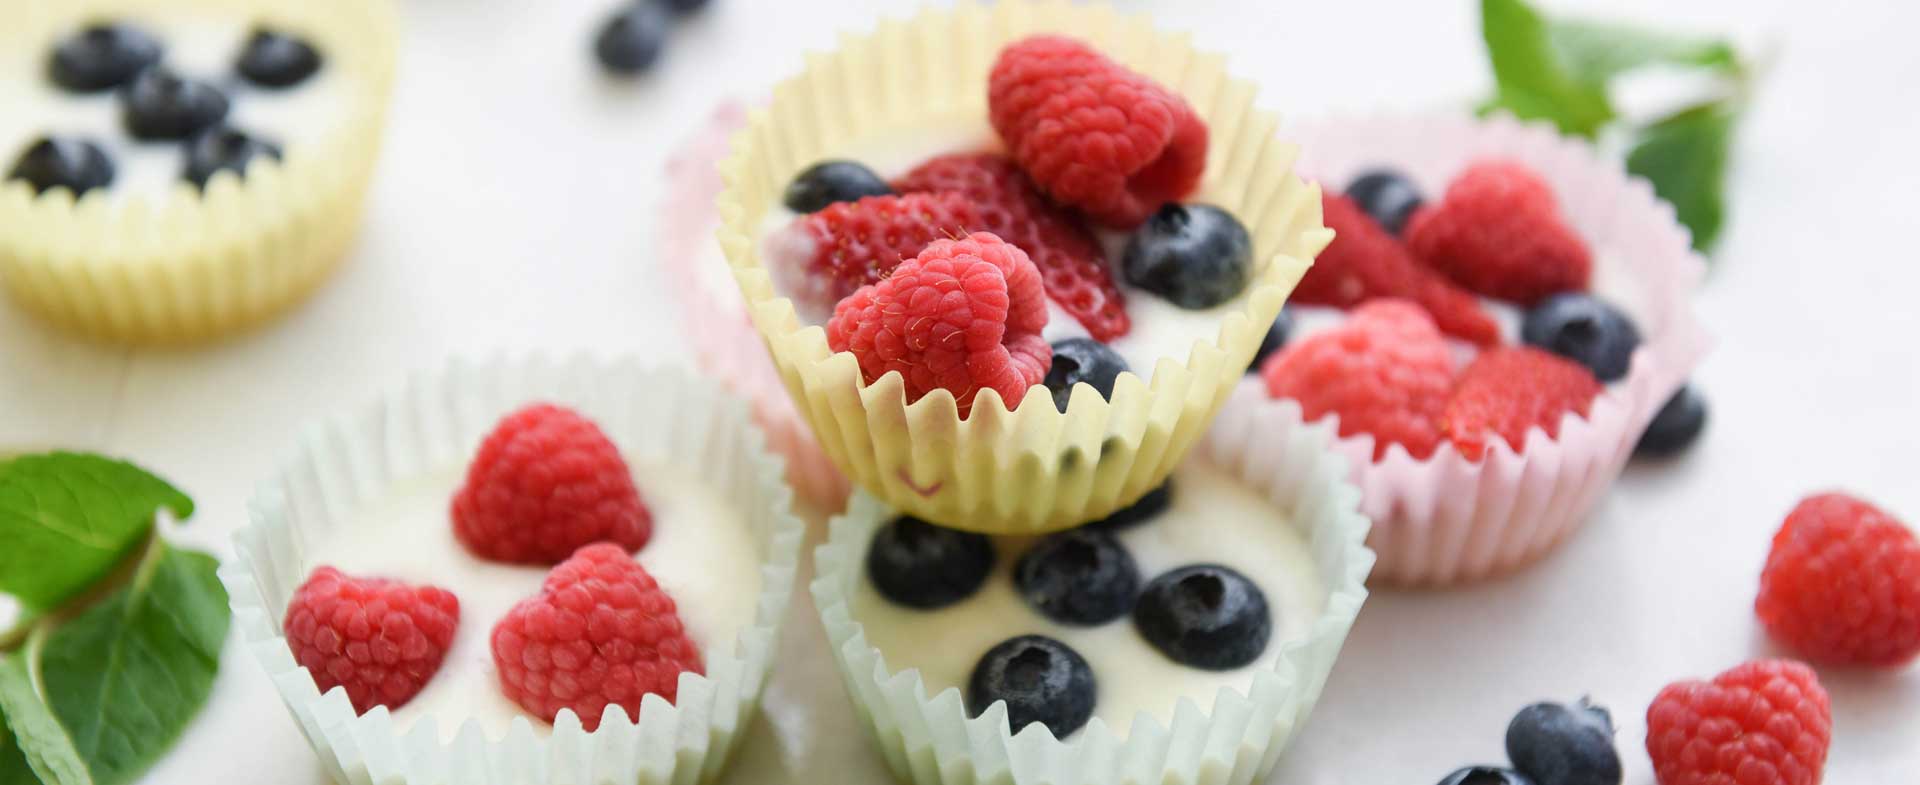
223;357;804;785
714;2;1329;535
1227;112;1712;586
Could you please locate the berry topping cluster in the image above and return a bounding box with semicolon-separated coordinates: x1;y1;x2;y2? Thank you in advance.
284;404;703;730
8;21;324;196
865;477;1272;738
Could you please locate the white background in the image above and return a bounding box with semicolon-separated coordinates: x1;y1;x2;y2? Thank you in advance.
4;0;1918;783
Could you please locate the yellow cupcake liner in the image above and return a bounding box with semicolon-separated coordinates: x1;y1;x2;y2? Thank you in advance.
0;0;396;344
716;1;1329;535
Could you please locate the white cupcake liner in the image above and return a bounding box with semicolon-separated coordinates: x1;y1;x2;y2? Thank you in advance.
1241;112;1712;587
0;0;396;344
221;357;805;785
662;102;851;515
810;405;1374;785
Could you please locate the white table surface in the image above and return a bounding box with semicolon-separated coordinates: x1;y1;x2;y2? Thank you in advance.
4;0;1918;783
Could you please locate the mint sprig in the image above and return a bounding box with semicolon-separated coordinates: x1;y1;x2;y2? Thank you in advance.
1480;0;1750;251
0;455;227;785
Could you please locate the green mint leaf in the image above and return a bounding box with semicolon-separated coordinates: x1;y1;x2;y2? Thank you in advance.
0;717;35;785
0;454;193;612
1480;0;1615;137
0;648;90;785
1546;19;1739;86
1628;101;1736;251
34;545;227;785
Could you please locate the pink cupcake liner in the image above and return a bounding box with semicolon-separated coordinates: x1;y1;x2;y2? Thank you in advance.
662;103;850;514
1228;112;1712;587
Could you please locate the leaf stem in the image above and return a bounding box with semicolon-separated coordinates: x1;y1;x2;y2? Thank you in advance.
0;530;164;655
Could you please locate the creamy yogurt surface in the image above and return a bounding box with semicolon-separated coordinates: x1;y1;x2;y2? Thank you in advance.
0;14;348;202
849;463;1327;734
302;461;762;741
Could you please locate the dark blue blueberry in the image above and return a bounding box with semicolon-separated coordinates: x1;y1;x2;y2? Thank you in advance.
594;3;670;75
1634;385;1708;458
1132;564;1269;669
1247;307;1293;373
1437;766;1537;785
1043;338;1128;412
1521;293;1641;382
1121;203;1251;309
120;67;230;141
49;23;163;92
866;515;993;609
236;29;323;88
1086;482;1172;532
1014;530;1139;625
656;0;713;14
1346;168;1424;235
783;160;892;214
966;635;1095;738
183;127;282;188
1505;698;1622;785
8;137;114;196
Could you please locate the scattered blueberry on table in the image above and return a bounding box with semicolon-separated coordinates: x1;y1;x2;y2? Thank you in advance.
1634;385;1708;458
1506;699;1622;785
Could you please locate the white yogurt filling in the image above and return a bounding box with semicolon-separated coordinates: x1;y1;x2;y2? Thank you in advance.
849;463;1327;733
706;117;1256;384
0;14;349;202
302;462;763;741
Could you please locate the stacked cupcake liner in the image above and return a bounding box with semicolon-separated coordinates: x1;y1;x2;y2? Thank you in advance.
716;1;1330;534
0;0;396;344
1243;112;1712;586
811;394;1374;785
222;357;804;785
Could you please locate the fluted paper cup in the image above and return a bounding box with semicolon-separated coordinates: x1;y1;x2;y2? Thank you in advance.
1240;112;1712;586
222;358;805;785
717;1;1329;535
0;0;396;344
810;407;1373;785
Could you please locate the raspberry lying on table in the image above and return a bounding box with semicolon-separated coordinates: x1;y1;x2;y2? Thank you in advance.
283;567;459;714
1646;659;1830;785
1756;492;1920;667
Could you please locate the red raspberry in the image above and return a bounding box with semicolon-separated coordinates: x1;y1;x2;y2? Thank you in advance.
1440;346;1601;460
1756;493;1920;667
283;567;459;715
796;192;982;308
490;543;702;731
1646;660;1831;785
894;153;1130;340
826;231;1052;416
452;404;652;565
1301;191;1502;345
1260;300;1453;460
1405;160;1592;306
988;35;1207;229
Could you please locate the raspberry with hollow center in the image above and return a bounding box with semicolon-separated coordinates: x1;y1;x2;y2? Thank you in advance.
1646;659;1830;785
826;231;1052;416
1756;492;1920;667
283;566;459;715
490;543;702;730
1260;299;1454;460
452;403;652;565
988;35;1207;229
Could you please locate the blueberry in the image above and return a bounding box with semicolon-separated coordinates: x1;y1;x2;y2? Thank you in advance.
656;0;713;14
121;67;230;141
1014;530;1139;625
866;515;993;609
1246;307;1293;373
1132;564;1270;669
1121;203;1252;309
182;127;282;188
8;137;114;196
1346;168;1424;235
236;29;323;88
1634;385;1708;458
1505;698;1622;785
1437;766;1538;785
783;160;892;213
1043;338;1128;412
49;23;163;92
1085;481;1172;532
594;2;670;75
1521;293;1641;382
966;635;1095;738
